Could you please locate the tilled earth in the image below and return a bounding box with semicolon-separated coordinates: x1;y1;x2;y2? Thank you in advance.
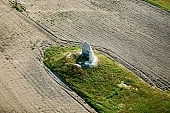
0;0;95;112
0;0;170;112
19;0;170;89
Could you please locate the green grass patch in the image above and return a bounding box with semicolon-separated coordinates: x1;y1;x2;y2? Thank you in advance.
146;0;170;12
12;4;23;12
44;46;170;113
0;46;5;52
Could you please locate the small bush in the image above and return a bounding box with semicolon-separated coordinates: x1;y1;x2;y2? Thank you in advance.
12;5;23;12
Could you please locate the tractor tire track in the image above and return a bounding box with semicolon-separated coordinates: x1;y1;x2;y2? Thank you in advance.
18;0;170;90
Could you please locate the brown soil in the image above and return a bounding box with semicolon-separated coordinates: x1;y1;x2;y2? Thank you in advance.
19;0;170;89
0;0;95;112
0;0;170;112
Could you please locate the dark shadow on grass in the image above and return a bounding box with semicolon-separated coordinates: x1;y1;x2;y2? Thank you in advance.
76;55;90;69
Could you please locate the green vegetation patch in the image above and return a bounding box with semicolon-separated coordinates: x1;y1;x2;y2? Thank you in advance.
44;46;170;113
146;0;170;12
12;4;24;12
0;46;5;52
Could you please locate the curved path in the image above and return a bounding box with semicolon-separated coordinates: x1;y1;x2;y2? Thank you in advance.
0;0;170;112
0;0;95;112
18;0;170;90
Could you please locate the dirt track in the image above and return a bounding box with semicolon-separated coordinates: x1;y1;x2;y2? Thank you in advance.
18;0;170;89
0;0;170;112
0;0;95;112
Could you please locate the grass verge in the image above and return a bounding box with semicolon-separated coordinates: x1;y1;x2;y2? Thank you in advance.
44;46;170;113
145;0;170;12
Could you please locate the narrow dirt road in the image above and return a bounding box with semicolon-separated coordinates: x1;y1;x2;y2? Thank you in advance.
0;0;95;112
18;0;170;90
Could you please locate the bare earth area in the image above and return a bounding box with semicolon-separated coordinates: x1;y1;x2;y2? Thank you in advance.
0;0;170;112
18;0;170;89
0;0;95;112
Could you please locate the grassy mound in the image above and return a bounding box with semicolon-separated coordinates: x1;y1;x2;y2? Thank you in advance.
44;46;170;113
